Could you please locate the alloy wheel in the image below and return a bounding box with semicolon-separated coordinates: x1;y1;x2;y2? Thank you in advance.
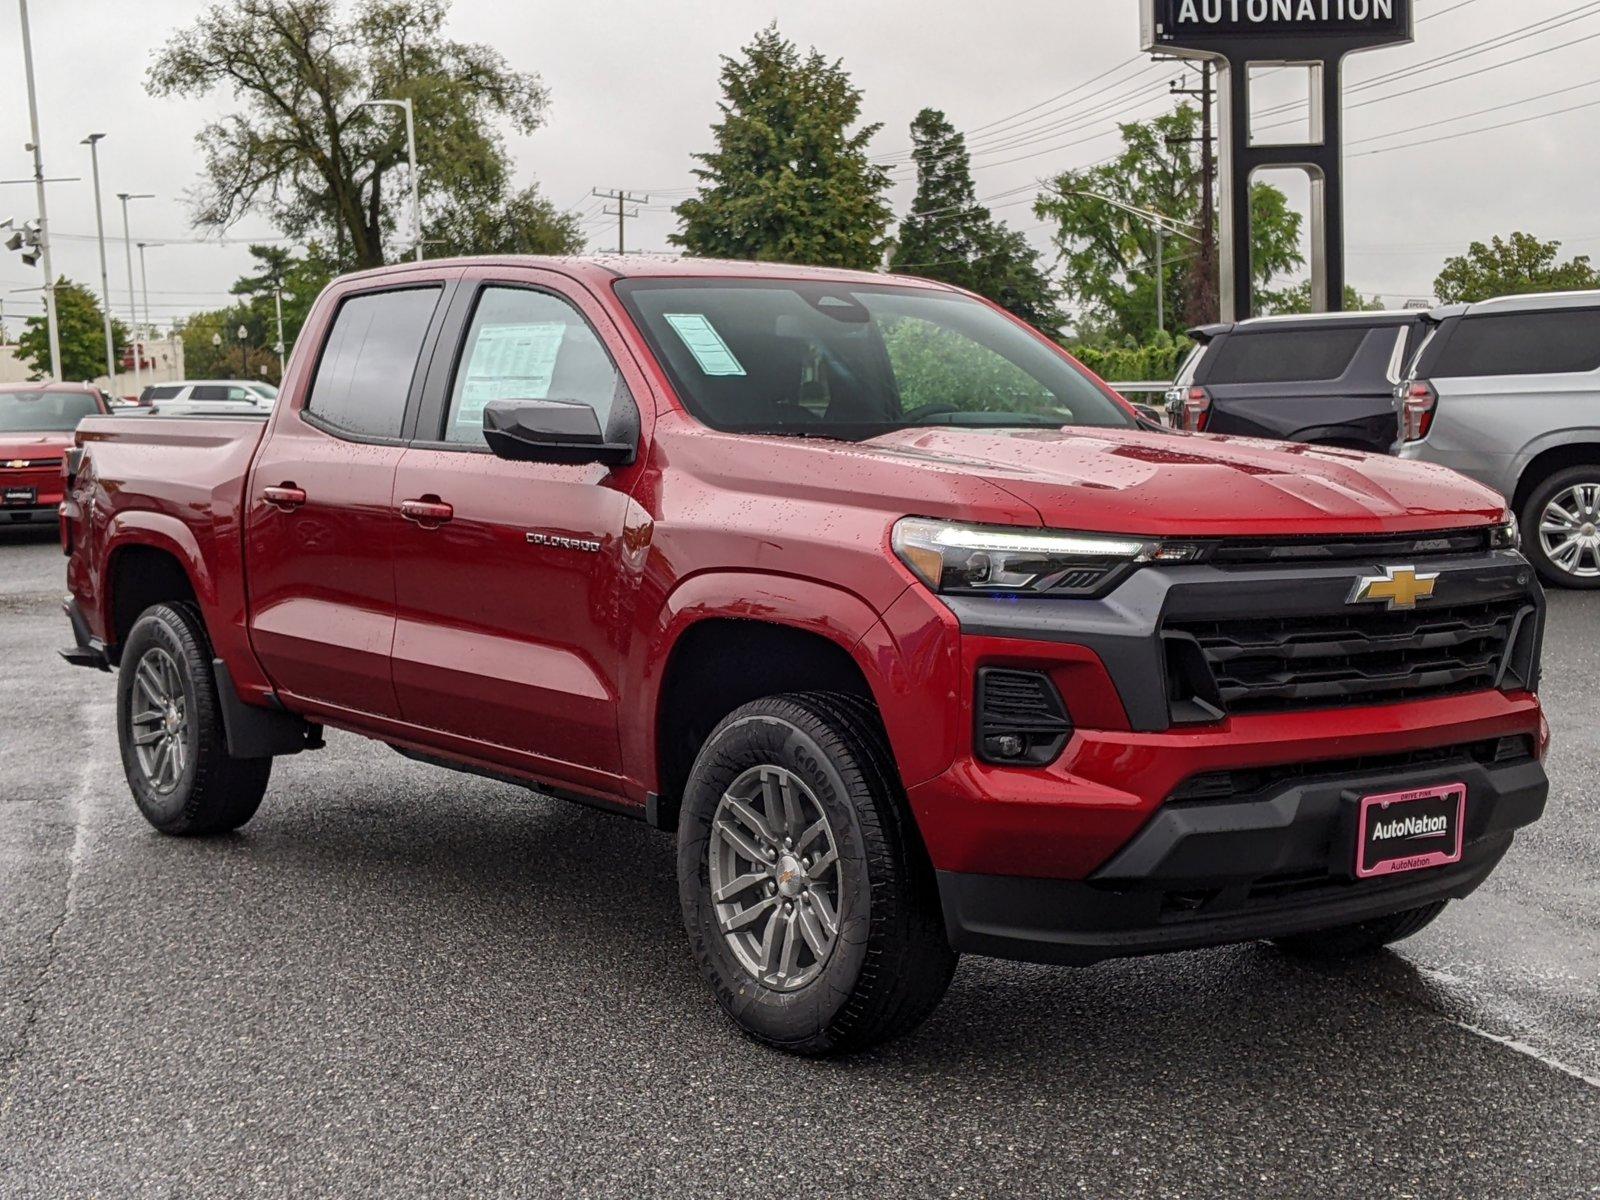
1539;483;1600;579
129;647;189;795
707;765;843;992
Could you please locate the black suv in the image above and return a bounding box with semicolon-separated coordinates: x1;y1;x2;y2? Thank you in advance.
1168;311;1429;453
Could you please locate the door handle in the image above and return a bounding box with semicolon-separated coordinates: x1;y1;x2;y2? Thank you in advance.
400;497;454;527
263;484;307;511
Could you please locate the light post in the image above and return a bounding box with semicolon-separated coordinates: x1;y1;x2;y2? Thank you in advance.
273;287;289;377
116;191;153;394
15;0;60;379
136;241;155;366
354;98;422;261
82;134;117;388
237;323;249;377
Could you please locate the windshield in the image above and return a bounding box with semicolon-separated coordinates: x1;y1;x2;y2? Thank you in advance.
618;280;1134;440
0;390;101;433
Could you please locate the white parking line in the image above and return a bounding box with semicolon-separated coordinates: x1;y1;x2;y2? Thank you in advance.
1449;1020;1600;1092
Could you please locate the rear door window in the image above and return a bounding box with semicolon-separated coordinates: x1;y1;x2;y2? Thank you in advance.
1431;309;1600;378
306;287;442;439
1203;327;1368;385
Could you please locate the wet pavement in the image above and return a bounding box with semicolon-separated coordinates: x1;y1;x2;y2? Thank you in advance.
2;529;1596;1197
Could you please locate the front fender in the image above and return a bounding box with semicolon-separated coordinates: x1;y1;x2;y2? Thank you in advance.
623;571;959;796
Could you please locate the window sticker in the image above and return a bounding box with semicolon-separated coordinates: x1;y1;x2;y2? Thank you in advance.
455;322;568;425
664;312;747;377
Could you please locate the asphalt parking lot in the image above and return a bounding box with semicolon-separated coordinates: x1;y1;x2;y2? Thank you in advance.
1;527;1596;1197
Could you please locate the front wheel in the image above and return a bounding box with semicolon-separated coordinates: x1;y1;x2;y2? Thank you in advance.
1270;901;1446;961
117;603;271;836
1522;466;1600;589
677;693;957;1056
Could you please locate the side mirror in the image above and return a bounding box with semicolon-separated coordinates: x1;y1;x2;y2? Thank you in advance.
482;398;636;466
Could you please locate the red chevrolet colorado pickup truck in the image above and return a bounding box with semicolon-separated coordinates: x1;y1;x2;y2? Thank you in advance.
61;256;1548;1055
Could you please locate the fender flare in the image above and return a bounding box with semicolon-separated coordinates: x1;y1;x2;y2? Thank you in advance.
622;570;910;798
98;511;221;643
1508;429;1600;507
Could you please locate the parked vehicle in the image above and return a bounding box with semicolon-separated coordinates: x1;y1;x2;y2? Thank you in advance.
139;379;277;408
62;257;1548;1055
0;383;110;525
1169;311;1428;452
1396;291;1600;589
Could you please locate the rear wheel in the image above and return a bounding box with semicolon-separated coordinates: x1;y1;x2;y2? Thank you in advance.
1270;901;1446;961
1522;466;1600;589
677;692;956;1056
117;603;271;836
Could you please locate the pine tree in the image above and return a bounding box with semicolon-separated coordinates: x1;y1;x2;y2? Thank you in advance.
672;25;892;270
890;109;1062;330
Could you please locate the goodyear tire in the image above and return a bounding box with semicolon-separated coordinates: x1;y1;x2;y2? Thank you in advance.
678;692;957;1056
116;603;271;836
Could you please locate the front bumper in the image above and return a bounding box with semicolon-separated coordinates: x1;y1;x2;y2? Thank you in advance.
939;750;1546;965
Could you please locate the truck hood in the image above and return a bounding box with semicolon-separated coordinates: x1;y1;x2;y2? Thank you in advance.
0;431;74;460
855;426;1507;537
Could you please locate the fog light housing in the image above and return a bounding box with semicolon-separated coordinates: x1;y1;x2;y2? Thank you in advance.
975;668;1074;766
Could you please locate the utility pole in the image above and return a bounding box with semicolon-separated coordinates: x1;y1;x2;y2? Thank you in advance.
1171;61;1218;325
592;189;648;254
274;286;286;377
82;134;117;388
1061;188;1197;340
17;0;60;379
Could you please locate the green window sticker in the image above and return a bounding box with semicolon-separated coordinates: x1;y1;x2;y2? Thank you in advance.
664;312;747;377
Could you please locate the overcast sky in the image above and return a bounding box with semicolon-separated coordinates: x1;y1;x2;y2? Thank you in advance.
2;0;1597;335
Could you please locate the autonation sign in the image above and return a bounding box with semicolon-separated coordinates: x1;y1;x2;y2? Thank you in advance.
1146;0;1411;47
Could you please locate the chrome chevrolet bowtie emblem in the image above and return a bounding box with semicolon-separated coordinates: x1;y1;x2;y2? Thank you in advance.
1349;565;1439;611
4;460;27;469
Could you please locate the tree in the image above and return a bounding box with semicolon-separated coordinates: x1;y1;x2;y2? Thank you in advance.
149;0;556;269
426;184;584;258
672;25;892;269
890;109;1062;330
1434;232;1598;305
17;280;127;383
1034;105;1304;342
1257;281;1385;315
228;243;337;377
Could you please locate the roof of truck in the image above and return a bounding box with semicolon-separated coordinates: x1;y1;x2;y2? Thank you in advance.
333;254;954;290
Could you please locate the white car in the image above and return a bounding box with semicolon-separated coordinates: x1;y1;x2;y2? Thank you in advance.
139;380;277;408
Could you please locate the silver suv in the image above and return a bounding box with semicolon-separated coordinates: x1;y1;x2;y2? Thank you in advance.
1396;290;1600;589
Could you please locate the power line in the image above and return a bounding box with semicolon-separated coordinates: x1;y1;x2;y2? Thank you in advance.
1353;93;1600;158
1347;75;1600;147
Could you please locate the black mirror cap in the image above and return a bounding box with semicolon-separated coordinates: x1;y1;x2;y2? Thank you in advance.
482;398;636;467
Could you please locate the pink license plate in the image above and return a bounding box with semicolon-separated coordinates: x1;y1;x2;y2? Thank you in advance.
1356;783;1467;879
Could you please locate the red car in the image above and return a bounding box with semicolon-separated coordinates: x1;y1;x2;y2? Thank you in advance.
0;383;109;526
61;257;1548;1055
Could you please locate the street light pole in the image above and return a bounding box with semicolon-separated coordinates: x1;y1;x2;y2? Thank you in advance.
17;0;61;379
1060;188;1198;338
355;98;422;261
136;242;154;375
82;133;117;388
117;191;153;395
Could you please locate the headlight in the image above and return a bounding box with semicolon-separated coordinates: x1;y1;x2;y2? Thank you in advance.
1490;514;1520;550
891;517;1202;597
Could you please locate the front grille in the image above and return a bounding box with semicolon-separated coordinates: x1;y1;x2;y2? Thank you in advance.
1205;528;1491;566
1165;598;1530;716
